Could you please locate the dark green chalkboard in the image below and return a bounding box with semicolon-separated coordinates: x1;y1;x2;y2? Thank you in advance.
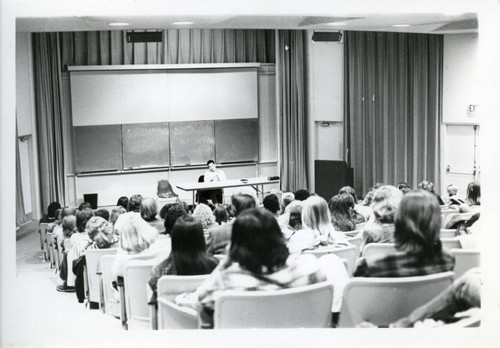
74;125;122;173
170;121;215;166
122;122;170;169
215;119;259;163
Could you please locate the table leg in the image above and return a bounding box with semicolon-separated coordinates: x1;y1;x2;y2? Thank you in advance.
192;191;195;206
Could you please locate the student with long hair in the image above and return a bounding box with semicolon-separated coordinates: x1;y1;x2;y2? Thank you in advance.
189;209;327;328
140;197;164;232
354;190;455;277
361;185;403;251
460;181;481;213
328;193;357;232
148;215;218;303
287;196;349;254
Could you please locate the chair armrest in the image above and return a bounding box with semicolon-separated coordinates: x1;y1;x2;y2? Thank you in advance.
117;276;127;330
157;297;198;329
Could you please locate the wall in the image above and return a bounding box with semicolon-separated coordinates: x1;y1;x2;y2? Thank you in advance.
306;30;345;193
441;34;480;198
16;32;41;220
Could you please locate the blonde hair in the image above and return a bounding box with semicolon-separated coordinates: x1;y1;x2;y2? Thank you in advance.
140;197;158;221
302;196;335;239
115;212;158;253
371;185;403;223
192;203;215;229
86;216;114;249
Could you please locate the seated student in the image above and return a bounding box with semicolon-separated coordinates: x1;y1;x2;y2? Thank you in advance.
288;196;349;254
354;190;455;277
199;160;226;205
181;208;327;329
140;197;164;232
148;215;219;304
389;268;481;327
397;182;412;195
57;207;94;292
338;186;366;224
294;189;310;201
116;196;129;210
59;214;77;252
446;184;464;206
94;208;110;221
418;180;445;206
127;194;143;212
281;192;295;212
109;206;126;226
73;216;117;304
328;193;357;232
213;205;228;225
40;201;61;224
460;181;480;213
112;212;171;279
206;192;256;256
262;193;281;218
193;203;218;244
280;201;303;240
164;204;189;235
361;185;403;250
53;207;77;250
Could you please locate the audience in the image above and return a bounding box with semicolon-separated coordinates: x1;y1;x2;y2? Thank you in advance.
281;192;295;212
94;208;110;221
148;215;219;304
418;180;445;205
262;193;281;218
164;203;189;235
354;190;455;277
328;194;357;232
127;194;143;212
140;197;164;232
184;208;327;328
294;189;310;201
460;181;480;212
109;206;126;226
40;201;61;224
192;203;219;244
116;196;129;210
112;212;171;279
287;196;349;254
206;192;256;255
213;205;228;225
361;185;403;250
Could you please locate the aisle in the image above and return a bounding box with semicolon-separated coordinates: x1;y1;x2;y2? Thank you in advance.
7;230;122;346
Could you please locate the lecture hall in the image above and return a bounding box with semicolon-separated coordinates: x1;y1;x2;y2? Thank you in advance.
2;0;500;346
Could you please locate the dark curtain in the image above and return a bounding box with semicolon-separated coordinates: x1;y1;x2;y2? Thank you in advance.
33;33;66;209
344;31;442;196
59;29;275;67
278;30;308;192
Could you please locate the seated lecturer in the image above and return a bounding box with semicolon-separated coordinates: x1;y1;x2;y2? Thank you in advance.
199;160;226;205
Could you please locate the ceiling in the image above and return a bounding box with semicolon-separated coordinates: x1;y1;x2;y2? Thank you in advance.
16;13;478;34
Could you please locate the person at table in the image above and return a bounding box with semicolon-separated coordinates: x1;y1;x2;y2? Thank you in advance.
199;160;226;205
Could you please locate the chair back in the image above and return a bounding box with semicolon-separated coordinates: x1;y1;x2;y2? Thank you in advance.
123;261;155;329
443;212;474;229
85;248;118;304
450;249;480;278
157;274;210;329
39;223;49;259
440;228;457;238
441;238;462;250
342;229;363;237
213;282;333;328
339;271;455;327
362;243;397;259
101;255;120;317
45;232;56;268
305;245;358;276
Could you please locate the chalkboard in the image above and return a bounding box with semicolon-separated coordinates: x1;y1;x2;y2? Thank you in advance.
215;119;259;163
74;125;122;173
170;121;215;166
122;122;170;169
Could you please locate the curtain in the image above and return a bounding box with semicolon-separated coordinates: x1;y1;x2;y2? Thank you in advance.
16;128;27;226
344;31;442;196
278;30;308;192
33;33;66;209
59;29;275;67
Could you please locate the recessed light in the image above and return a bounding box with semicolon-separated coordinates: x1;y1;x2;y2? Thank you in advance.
392;24;411;27
109;22;129;26
172;21;194;25
326;22;347;26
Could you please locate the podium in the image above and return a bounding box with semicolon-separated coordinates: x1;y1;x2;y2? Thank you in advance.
314;160;353;201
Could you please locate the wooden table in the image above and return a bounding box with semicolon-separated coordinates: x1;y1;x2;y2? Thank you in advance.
176;177;280;205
